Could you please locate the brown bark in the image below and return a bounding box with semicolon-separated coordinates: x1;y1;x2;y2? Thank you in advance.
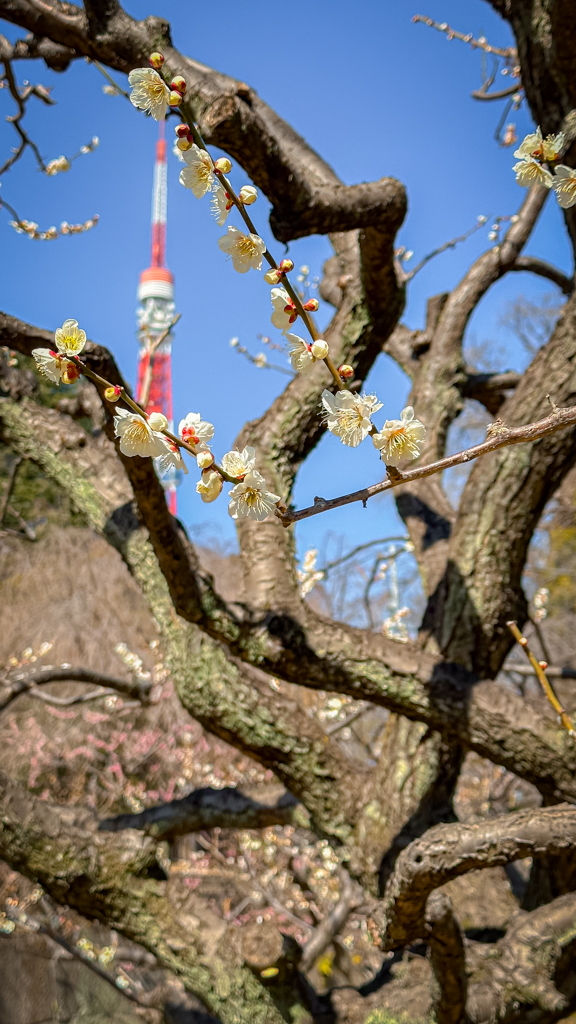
378;806;576;949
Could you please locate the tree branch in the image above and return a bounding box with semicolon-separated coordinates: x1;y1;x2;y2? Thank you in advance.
424;891;468;1024
377;806;576;950
0;769;285;1024
0;664;154;710
99;787;301;839
2;387;576;815
511;255;574;295
299;869;363;973
462;369;521;413
279;401;576;524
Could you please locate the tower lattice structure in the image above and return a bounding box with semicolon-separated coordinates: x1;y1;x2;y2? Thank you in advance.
136;121;179;514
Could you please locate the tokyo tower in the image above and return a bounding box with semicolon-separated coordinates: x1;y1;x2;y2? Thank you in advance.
136;121;179;514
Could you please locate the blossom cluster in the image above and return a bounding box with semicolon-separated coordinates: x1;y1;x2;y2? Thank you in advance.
10;215;99;241
32;319;281;522
513;128;576;208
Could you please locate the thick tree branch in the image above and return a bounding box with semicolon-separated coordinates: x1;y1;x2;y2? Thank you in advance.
99;787;301;838
473;892;576;1022
462;369;521;414
377;806;576;950
425;892;468;1024
511;255;574;295
0;769;284;1024
422;289;576;675
2;391;576;814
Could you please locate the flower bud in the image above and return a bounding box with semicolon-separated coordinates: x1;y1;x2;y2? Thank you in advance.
264;268;282;285
104;385;122;402
197;450;214;469
239;185;257;205
197;469;223;503
149;52;164;69
214;157;232;174
311;339;329;359
177;137;193;151
303;298;319;312
171;76;186;93
168;90;183;107
338;364;354;380
61;362;81;385
148;411;168;432
279;259;294;273
176;123;191;138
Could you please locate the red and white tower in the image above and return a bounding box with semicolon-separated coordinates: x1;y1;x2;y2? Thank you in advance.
136;121;179;513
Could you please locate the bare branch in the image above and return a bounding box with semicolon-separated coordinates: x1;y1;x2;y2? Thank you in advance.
99;787;300;839
279;402;576;525
412;14;517;59
424;892;468;1024
462;369;521;414
401;217;487;283
378;806;576;950
510;254;574;295
0;664;154;710
299;869;363;973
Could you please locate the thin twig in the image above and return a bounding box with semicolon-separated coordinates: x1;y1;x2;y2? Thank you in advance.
506;621;575;736
402;218;487;282
412;15;516;59
278;404;576;525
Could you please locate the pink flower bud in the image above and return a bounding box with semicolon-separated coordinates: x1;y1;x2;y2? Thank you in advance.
303;298;319;312
61;362;81;385
171;76;186;93
168;90;183;107
175;123;191;138
104;385;122;402
214;157;232;174
148;53;164;69
279;259;294;273
338;364;354;380
177;137;193;151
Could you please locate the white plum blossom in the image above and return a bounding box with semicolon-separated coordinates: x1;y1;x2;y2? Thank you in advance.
513;155;553;189
321;389;382;447
32;349;80;385
218;226;266;273
196;469;222;503
211;183;233;226
514;127;564;163
46;156;70;176
221;446;256;479
372;406;426;466
128;68;170;121
55;318;87;357
156;439;188;476
287;334;314;374
271;288;297;333
178;412;214;450
553;165;576;209
114;408;168;458
228;469;280;521
179;145;214;198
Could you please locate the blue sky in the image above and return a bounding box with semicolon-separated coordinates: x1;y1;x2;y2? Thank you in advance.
1;0;571;570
